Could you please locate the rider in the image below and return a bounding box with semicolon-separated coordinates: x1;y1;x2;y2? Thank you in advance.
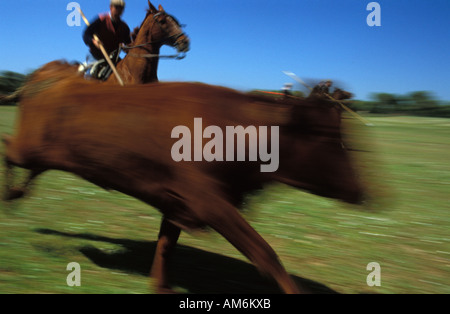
309;80;333;98
281;83;293;97
82;0;132;61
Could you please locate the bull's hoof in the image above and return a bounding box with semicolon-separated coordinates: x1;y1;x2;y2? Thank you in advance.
2;133;12;145
4;188;25;201
152;282;179;294
156;287;178;294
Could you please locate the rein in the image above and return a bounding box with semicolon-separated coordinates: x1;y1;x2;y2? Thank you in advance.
125;50;186;59
121;38;186;59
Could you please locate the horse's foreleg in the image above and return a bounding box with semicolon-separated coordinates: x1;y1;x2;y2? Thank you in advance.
150;217;181;293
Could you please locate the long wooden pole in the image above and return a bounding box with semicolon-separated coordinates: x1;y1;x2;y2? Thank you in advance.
79;8;125;86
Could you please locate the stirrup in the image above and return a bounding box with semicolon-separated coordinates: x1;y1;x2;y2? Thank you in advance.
77;62;94;74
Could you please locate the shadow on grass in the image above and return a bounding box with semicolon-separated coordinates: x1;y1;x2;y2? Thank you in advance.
35;228;338;294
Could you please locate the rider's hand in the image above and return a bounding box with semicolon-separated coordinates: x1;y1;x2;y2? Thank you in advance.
92;38;101;48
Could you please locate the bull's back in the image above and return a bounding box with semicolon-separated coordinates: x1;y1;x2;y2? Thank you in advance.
11;80;284;185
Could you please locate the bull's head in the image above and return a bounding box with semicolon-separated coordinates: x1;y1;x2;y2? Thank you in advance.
275;100;364;204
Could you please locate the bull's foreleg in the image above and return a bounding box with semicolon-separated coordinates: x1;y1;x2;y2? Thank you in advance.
205;201;304;294
150;217;181;293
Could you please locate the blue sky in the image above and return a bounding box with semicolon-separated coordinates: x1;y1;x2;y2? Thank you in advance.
0;0;449;100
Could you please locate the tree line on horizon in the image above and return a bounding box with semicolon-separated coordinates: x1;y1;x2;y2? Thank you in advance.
348;91;450;118
1;70;449;118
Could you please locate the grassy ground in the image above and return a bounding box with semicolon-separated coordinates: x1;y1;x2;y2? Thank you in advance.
0;106;448;294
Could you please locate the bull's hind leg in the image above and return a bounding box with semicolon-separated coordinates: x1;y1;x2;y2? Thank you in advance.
205;202;302;294
3;134;21;201
150;217;181;293
3;160;23;201
3;161;43;201
8;169;43;201
2;134;43;201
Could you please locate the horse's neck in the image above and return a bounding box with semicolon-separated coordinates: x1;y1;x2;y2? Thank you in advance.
118;43;160;84
115;44;160;84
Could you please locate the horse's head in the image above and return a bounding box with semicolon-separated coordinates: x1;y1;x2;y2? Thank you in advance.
332;88;353;101
132;1;190;54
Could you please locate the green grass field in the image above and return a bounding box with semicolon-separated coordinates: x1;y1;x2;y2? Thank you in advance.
0;106;449;294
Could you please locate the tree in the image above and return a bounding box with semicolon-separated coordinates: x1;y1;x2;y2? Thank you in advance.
409;91;437;108
372;93;398;106
369;92;399;113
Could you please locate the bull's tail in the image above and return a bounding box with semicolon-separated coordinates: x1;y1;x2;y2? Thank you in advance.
0;88;22;104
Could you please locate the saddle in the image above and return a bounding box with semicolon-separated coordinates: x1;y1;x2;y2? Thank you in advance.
78;49;121;81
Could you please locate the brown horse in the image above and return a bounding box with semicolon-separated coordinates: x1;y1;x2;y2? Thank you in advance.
308;88;353;101
84;1;189;85
331;88;353;101
2;3;189;104
3;61;365;294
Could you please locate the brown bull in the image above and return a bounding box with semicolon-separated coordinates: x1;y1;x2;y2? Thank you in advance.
2;61;364;294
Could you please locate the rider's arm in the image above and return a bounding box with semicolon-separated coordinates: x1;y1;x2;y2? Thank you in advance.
121;23;132;45
83;17;102;46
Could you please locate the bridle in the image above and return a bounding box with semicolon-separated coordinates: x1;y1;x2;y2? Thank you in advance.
121;11;187;59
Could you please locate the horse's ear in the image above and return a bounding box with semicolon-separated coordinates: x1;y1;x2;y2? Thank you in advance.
148;1;157;13
158;4;165;12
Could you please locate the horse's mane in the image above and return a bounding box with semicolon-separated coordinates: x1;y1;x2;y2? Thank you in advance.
130;9;154;43
130;8;182;44
131;27;140;42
